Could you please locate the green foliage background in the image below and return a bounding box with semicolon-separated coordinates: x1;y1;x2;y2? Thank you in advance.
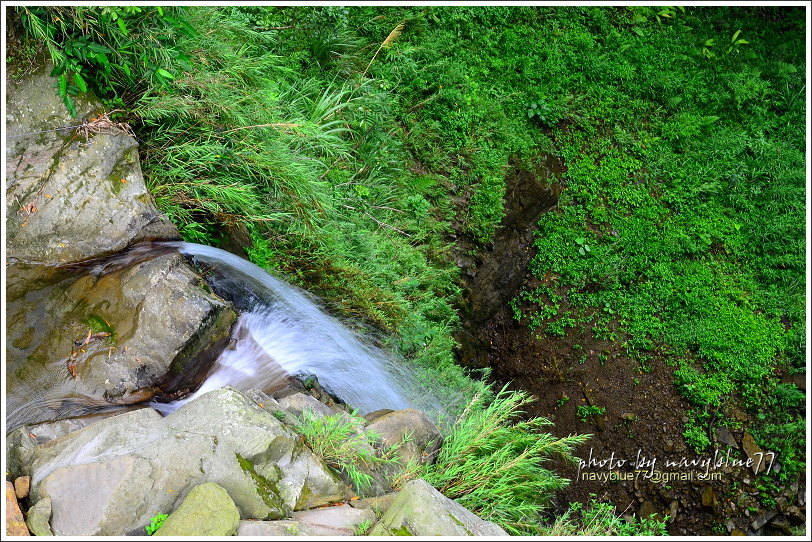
12;4;805;533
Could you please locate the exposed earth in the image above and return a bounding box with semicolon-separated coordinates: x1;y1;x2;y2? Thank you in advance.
453;154;806;536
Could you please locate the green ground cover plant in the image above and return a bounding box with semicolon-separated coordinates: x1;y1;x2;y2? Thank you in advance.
398;383;590;535
292;409;399;493
12;4;804;533
543;495;669;536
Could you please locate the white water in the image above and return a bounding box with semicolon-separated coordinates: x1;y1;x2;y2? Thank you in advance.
153;242;441;417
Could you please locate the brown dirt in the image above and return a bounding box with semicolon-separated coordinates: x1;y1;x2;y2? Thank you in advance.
452;154;803;536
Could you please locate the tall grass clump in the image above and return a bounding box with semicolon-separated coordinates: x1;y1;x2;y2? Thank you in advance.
400;383;590;535
543;496;668;536
16;5;195;115
293;410;400;494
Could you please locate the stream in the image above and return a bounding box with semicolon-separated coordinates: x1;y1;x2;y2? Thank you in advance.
6;242;442;431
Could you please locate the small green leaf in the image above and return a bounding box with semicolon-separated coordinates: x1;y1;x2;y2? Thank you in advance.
50;62;66;77
156;68;175;79
63;94;77;118
731;30;742;43
87;42;112;54
74;72;87;93
117;18;128;35
58;73;67;96
122;63;132;77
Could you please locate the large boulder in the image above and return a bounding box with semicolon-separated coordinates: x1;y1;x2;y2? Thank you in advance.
365;408;443;468
369;479;508;536
6;250;236;430
24;387;351;536
6;66;177;265
153;482;240;536
5;66;236;430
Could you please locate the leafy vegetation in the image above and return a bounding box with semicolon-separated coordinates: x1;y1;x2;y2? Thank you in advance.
576;405;607;423
543;495;669;536
145;513;167;535
11;4;805;534
293;409;400;494
398;384;590;535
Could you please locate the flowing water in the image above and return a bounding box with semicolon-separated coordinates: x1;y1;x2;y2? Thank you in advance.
6;242;443;430
152;242;440;416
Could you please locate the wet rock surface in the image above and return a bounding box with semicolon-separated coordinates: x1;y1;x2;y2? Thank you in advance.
6;67;236;430
6;66;177;265
6;248;236;430
11;385;499;537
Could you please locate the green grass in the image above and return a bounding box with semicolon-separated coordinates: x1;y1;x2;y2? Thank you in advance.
543;495;668;536
293;409;400;494
14;3;805;531
398;383;590;535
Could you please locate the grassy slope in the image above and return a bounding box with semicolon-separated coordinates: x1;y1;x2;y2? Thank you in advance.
12;4;804;533
344;4;805;482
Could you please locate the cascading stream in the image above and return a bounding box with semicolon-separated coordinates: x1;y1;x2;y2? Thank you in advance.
155;242;440;416
6;242;444;430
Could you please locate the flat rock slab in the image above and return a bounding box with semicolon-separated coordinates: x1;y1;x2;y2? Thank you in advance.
153;482;239;536
369;479;507;536
237;520;311;536
26;387;350;536
292;504;375;536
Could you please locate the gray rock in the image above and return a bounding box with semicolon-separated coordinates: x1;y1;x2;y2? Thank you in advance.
153;482;239;536
750;510;779;531
6;412;137;480
369;479;507;536
6;252;236;430
26;496;54;536
245;389;283;416
6;66;177;265
278;392;342;421
237;520;311;536
715;426;738;448
365;409;443;469
5;427;39;481
28;387;352;536
293;504;376;535
348;492;397;514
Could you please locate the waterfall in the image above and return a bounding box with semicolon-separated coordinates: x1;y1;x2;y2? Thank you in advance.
6;241;443;430
154;242;439;417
